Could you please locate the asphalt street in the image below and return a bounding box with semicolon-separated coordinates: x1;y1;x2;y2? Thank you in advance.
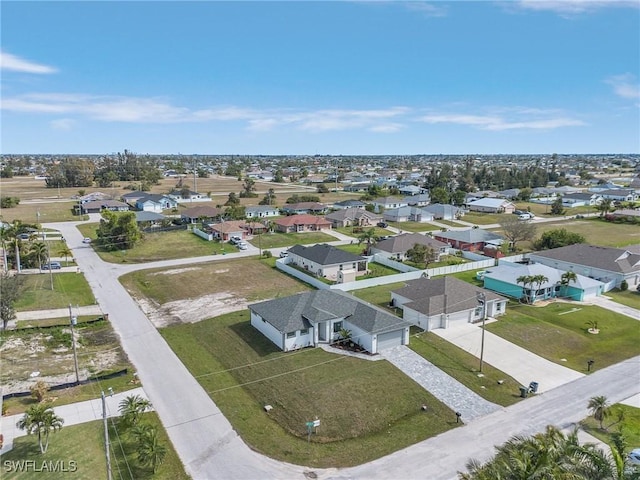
43;219;640;480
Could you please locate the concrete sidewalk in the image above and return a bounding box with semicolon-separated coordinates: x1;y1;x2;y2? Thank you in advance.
433;322;584;393
0;387;150;454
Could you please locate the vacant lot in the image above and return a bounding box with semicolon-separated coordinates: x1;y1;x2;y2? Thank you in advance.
2;412;187;480
251;231;336;249
486;302;640;372
461;212;504;225
160;310;458;467
120;258;311;326
15;273;96;311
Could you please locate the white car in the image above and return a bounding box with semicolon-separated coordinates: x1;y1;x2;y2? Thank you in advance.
82;237;92;244
237;242;248;250
629;448;640;466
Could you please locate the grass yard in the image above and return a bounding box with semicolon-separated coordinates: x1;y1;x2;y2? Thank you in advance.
333;226;388;238
520;218;640;250
160;310;459;468
409;333;523;407
349;282;407;311
461;212;504;225
385;221;441;233
0;200;80;224
486;302;640;372
604;289;640;310
1;412;187;480
358;262;402;280
120;257;310;305
251;231;336;249
14;273;96;311
336;243;370;255
581;404;640;451
450;268;486;286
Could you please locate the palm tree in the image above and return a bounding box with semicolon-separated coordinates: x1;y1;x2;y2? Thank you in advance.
516;275;534;304
135;425;167;473
357;227;377;255
597;198;613;218
58;245;73;266
560;271;578;298
588;395;611;430
530;274;549;303
16;404;64;453
118;394;151;428
30;241;49;271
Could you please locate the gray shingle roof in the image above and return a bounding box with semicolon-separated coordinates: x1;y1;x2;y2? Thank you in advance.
392;277;505;316
288;244;366;266
249;290;410;334
435;229;503;244
324;208;380;223
375;233;448;254
530;244;640;274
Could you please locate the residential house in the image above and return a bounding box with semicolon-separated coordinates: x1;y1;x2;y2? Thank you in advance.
332;200;367;210
561;192;603;208
403;193;431;207
166;189;211;203
121;191;149;205
245;205;280;219
132;194;178;213
398;185;426;196
209;220;247;242
134;211;166;226
466;198;516;214
280;202;328;215
528;244;640;291
76;192;111;204
498;188;521;200
370;197;408;212
78;199;130;215
287;243;368;282
433;229;505;253
249;289;411;353
383;206;434;223
390;277;508;331
324;208;381;228
370;233;449;262
482;262;604;302
180;205;224;224
423;203;463;220
273;214;332;233
598;189;638;203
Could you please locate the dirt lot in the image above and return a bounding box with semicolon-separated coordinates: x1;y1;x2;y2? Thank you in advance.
120;259;311;328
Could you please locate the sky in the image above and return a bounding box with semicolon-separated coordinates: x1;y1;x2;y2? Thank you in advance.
1;1;639;155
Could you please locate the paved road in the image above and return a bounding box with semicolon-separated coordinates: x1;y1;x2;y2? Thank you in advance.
39;220;640;480
433;322;584;393
0;387;150;454
381;346;501;422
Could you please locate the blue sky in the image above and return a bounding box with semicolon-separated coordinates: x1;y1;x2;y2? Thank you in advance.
2;1;639;155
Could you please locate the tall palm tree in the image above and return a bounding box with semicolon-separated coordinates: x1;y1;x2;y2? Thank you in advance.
135;425;167;473
560;271;578;298
597;198;613;218
58;245;73;266
30;241;49;271
516;275;534;304
118;394;151;428
16;404;64;453
530;274;549;303
588;395;611;430
357;227;377;255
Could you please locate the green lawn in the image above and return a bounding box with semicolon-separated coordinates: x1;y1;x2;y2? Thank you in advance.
461;212;504;225
76;224;227;263
409;333;523;407
333;226;388;238
450;268;486;286
250;231;336;249
357;262;402;280
581;404;640;451
604;289;640;310
2;412;187;479
486;302;640;372
14;273;96;311
349;282;407;311
160;310;459;468
385;221;440;233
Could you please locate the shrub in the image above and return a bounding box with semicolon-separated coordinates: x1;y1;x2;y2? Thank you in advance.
262;250;273;258
620;280;628;291
30;380;50;403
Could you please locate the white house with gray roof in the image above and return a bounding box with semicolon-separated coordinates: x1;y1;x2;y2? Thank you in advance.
528;244;640;291
371;233;449;262
249;290;411;353
287;244;369;282
390;277;508;331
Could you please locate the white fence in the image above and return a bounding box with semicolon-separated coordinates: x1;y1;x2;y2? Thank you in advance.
275;258;330;290
192;227;214;241
499;254;527;264
371;254;421;273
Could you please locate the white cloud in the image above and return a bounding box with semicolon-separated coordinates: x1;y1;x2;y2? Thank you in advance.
0;51;57;74
605;74;640;100
50;118;75;131
514;0;638;15
401;1;448;17
418;108;586;130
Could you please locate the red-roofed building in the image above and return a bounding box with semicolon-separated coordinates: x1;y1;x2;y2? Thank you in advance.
273;214;332;233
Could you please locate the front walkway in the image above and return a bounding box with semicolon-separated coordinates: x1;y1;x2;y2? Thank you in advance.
434;322;584;393
381;346;501;422
0;387;150;454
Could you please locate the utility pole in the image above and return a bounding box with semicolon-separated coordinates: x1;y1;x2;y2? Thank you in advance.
42;226;54;291
477;293;487;373
102;390;113;480
68;304;80;384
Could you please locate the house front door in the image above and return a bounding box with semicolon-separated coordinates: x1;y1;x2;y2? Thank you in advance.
318;322;328;342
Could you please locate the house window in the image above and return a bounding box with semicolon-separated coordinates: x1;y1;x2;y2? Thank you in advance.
300;328;309;335
286;331;296;339
333;321;343;333
474;307;482;317
496;302;502;312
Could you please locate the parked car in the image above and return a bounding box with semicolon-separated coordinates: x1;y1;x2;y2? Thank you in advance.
628;448;640;466
279;251;289;258
82;237;92;244
42;261;61;270
229;235;242;245
513;209;525;216
237;242;248;250
377;221;388;228
17;233;31;240
518;213;533;220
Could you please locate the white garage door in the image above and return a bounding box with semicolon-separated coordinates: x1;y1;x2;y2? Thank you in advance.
377;330;403;351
